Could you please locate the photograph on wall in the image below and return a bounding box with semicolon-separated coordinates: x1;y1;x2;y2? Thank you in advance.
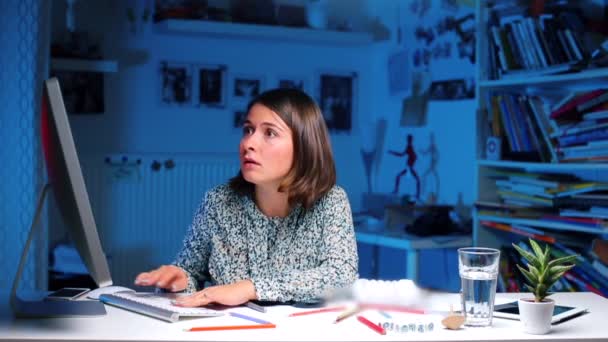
233;75;263;99
195;64;227;107
233;109;247;128
159;60;192;106
401;72;431;126
277;76;307;93
428;78;474;100
51;70;104;114
319;72;355;132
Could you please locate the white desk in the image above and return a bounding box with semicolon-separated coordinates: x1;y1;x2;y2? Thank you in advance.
356;225;472;280
1;292;607;341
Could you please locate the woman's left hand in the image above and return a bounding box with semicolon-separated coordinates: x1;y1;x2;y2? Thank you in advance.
172;279;257;307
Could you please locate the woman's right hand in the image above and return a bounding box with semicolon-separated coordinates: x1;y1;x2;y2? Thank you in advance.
134;265;188;292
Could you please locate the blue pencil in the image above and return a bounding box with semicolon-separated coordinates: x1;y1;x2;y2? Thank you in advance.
229;312;272;325
378;310;392;319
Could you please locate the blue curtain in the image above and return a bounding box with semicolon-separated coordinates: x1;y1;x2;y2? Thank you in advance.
0;0;50;290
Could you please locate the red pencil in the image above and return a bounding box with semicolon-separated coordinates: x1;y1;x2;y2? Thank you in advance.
187;323;276;332
357;315;386;335
288;306;347;317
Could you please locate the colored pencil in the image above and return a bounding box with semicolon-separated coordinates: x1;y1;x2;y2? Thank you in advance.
361;303;442;315
357;315;386;335
245;301;267;313
288;306;347;317
229;312;271;324
378;310;392;319
333;306;362;323
187;323;276;332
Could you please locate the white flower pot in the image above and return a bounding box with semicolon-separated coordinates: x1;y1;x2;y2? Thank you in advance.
518;298;554;335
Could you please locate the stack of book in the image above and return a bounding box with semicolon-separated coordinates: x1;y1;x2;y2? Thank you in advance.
477;170;608;233
486;2;594;80
486;92;557;162
550;89;608;162
486;88;608;163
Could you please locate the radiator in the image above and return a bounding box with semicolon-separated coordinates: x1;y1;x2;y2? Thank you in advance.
79;153;240;287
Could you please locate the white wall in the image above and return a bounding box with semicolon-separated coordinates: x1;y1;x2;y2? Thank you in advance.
51;0;477;211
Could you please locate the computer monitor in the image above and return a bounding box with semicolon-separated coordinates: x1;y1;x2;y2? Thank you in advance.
10;77;112;317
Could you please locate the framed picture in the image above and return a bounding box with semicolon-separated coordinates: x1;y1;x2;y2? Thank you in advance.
233;75;264;99
429;78;474;100
233;109;248;128
277;76;307;93
318;72;356;132
159;60;192;106
51;70;104;114
195;64;227;107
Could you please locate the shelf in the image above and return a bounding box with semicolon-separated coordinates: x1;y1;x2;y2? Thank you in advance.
478;215;608;235
477;160;608;171
479;67;608;89
155;19;374;45
50;58;118;73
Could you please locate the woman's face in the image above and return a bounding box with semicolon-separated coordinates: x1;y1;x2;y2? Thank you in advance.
239;103;294;189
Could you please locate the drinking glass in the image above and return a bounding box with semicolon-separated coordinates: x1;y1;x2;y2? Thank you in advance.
458;247;500;327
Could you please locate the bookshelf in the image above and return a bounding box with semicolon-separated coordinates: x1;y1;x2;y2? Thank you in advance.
475;0;608;296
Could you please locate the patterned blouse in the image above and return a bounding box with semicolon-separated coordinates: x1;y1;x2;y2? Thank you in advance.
173;184;358;302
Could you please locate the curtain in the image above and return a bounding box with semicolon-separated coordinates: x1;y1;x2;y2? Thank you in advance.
0;0;50;290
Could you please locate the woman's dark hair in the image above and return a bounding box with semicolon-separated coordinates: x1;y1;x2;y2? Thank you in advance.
229;88;336;209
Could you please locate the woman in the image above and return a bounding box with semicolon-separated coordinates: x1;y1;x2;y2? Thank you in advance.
135;88;358;307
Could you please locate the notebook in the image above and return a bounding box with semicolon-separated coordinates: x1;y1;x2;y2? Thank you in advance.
99;292;223;322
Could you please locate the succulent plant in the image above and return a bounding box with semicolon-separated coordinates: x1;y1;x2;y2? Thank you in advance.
512;239;578;302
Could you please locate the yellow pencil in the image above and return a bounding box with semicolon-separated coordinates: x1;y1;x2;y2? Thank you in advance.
333;306;361;323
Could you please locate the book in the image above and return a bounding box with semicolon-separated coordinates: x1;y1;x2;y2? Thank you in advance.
550;89;606;120
550;182;608;197
592;238;608;265
577;91;608;113
481;220;557;244
592;259;608;279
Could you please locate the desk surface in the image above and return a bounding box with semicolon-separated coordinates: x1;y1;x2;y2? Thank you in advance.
1;292;606;342
355;229;472;250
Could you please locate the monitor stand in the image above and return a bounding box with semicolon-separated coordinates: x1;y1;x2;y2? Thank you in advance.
10;183;106;317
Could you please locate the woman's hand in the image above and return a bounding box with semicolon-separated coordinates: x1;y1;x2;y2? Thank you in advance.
173;280;257;307
134;265;188;292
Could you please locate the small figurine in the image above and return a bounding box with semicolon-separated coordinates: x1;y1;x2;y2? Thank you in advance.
421;132;440;201
388;134;420;199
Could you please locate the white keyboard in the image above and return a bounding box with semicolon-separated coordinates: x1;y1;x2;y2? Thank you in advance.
99;291;223;322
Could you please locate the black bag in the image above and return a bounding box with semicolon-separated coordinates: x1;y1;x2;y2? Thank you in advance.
405;205;455;237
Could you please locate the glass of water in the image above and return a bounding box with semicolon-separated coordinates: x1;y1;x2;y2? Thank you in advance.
458;247;500;327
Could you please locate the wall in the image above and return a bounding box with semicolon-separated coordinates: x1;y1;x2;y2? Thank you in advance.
367;0;477;205
44;0;479;285
50;0;477;211
51;0;378;211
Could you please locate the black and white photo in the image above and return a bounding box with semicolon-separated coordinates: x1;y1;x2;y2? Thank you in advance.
196;64;226;107
51;70;104;114
429;78;474;100
233;76;263;99
277;76;307;92
319;72;355;132
159;61;192;106
233;110;247;128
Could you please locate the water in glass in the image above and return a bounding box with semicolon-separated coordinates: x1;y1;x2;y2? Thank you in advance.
460;268;498;326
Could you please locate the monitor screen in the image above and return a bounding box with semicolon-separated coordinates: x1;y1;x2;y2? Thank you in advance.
41;77;112;288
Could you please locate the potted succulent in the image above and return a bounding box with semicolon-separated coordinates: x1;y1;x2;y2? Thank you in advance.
512;239;578;335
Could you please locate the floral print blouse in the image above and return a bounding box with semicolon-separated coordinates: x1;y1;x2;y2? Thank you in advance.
173;184;358;302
